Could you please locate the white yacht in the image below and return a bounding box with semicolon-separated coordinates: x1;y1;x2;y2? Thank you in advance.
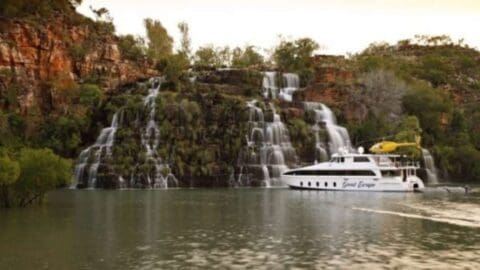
282;152;425;192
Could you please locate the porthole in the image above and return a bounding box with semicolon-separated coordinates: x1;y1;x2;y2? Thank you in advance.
334;182;337;187
300;181;303;186
324;182;328;187
316;182;319;187
308;182;311;187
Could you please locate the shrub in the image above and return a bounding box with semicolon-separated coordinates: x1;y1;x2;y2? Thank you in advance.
79;84;103;107
0;148;72;208
402;81;452;145
118;35;146;61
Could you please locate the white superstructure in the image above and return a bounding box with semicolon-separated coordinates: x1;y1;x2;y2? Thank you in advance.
282;153;425;192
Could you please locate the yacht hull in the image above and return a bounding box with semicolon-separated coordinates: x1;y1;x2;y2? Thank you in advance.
282;176;425;192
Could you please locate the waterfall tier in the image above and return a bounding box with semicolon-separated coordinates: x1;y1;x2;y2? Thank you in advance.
139;79;178;188
236;100;298;187
74;112;120;188
262;72;300;102
303;101;353;162
73;78;178;189
422;148;439;185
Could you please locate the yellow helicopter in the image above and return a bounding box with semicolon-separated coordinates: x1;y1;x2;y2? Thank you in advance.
369;136;421;154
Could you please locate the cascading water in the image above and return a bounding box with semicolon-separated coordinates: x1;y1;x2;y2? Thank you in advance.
74;111;120;188
236;100;298;187
262;72;300;102
422;148;439;185
73;78;178;189
139;78;178;188
303;102;353;161
280;73;300;102
237;72;351;186
262;72;278;99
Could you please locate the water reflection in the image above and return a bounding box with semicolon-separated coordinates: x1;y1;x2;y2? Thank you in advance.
1;189;480;269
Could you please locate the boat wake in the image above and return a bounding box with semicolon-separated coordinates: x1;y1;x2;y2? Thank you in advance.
353;202;480;228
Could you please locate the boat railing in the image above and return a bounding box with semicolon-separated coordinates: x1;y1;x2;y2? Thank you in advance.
376;160;420;168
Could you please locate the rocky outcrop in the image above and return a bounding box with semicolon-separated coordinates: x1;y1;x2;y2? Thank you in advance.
195;69;263;96
0;16;157;113
292;58;360;120
292;54;395;123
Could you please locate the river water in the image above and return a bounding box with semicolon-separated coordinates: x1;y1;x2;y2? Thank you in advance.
1;189;480;269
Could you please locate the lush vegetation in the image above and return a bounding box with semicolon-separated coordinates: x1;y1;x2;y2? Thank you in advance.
0;148;71;208
273;38;320;85
92;82;249;187
344;36;480;182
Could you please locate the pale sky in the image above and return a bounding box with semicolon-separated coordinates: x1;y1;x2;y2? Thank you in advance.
78;0;480;55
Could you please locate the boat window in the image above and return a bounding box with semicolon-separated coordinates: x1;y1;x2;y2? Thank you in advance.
381;170;401;177
330;157;345;163
300;181;303;186
353;156;370;163
325;182;328;187
284;170;376;176
308;182;311;187
334;182;337;187
316;182;319;187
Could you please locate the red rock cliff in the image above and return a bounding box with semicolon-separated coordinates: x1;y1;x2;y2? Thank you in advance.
0;16;157;113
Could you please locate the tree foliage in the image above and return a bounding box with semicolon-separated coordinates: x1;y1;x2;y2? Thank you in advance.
0;154;20;187
79;84;103;107
177;21;192;59
0;148;72;208
402;81;452;145
272;38;319;84
193;45;232;68
144;18;173;62
231;46;264;68
0;0;82;18
118;35;146;61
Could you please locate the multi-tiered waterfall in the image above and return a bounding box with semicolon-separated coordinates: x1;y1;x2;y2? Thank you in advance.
74;78;177;189
237;72;353;186
236;100;298;187
262;72;300;102
304;102;353;162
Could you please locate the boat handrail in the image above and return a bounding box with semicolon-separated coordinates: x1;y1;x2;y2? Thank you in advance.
376;160;420;168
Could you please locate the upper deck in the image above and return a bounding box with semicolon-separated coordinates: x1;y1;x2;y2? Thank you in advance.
287;153;420;174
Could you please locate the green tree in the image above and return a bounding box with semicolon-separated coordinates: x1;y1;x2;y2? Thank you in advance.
39;116;83;157
177;21;191;59
0;148;71;208
79;84;103;107
144;18;173;62
402;81;452;145
231;46;264;68
15;148;72;207
156;54;189;89
416;55;453;87
0;153;20;208
193;45;231;68
272;37;319;83
194;45;219;67
118;35;146;61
